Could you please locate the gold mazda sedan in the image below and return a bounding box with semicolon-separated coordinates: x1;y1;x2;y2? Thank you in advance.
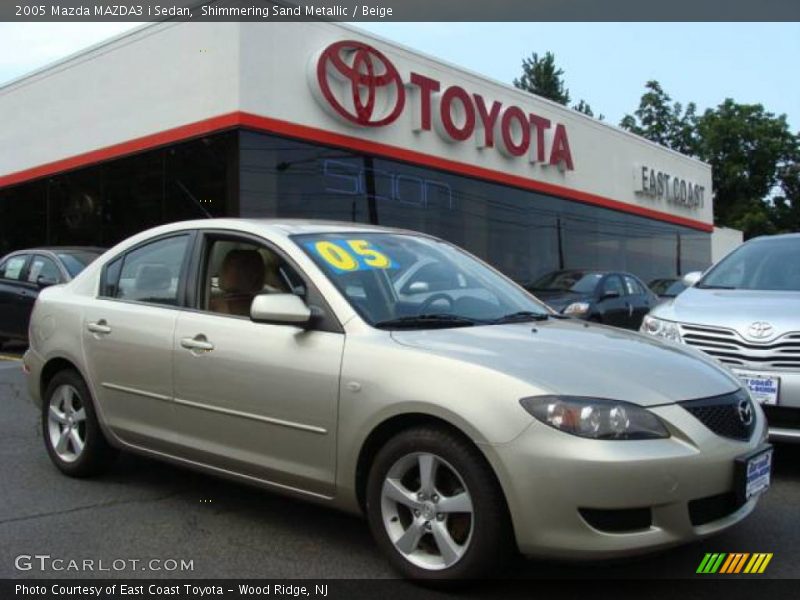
24;219;771;580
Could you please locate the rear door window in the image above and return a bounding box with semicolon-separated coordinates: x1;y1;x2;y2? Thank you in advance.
28;256;62;284
623;275;645;296
115;235;190;306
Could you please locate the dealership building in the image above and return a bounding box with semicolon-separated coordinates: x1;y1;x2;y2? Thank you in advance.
0;20;715;285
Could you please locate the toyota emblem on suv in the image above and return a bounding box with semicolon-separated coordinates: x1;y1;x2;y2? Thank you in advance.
747;321;774;340
313;40;406;127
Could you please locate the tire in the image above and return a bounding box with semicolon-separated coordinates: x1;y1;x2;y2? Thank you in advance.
42;369;118;477
366;426;513;582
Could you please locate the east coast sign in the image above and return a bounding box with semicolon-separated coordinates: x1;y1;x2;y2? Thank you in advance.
309;40;575;172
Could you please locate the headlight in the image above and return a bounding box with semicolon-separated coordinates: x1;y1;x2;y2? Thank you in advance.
641;315;682;342
519;396;670;440
563;301;590;316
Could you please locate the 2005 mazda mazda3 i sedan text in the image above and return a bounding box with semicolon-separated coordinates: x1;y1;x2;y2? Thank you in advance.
23;219;771;581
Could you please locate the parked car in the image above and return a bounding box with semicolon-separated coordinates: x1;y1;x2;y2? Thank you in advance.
648;277;688;303
0;247;105;347
643;233;800;443
526;269;658;329
24;220;770;581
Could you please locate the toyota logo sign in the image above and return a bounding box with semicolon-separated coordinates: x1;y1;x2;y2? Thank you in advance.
309;40;574;172
747;321;774;340
314;40;405;127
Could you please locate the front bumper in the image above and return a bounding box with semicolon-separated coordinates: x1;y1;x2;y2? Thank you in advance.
486;403;768;559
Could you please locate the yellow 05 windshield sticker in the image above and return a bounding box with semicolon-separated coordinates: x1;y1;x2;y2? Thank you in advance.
305;239;398;273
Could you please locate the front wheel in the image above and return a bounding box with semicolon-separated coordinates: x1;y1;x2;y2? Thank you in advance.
366;426;513;581
43;369;117;477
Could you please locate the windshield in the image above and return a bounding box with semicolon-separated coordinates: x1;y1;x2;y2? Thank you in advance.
57;251;103;277
698;237;800;291
294;232;550;327
528;270;601;293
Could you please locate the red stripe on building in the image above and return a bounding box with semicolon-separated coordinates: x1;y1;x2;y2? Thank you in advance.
0;111;713;233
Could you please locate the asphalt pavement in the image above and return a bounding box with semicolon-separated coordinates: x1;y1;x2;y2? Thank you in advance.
1;347;798;581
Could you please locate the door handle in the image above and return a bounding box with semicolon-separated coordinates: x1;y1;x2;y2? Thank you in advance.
87;320;112;334
180;335;214;353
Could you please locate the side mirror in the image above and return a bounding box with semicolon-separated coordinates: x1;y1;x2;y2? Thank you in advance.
682;271;703;287
407;281;430;294
37;275;58;288
600;290;620;301
250;293;311;326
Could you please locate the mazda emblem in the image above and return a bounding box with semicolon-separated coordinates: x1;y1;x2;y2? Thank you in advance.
747;321;774;340
737;399;754;427
315;40;406;127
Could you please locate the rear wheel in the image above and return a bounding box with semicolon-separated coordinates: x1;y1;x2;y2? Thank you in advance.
366;426;512;581
43;369;117;477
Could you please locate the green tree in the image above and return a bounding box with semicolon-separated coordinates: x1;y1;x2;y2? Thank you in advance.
620;80;697;154
772;162;800;233
573;99;604;121
513;52;571;105
695;100;799;236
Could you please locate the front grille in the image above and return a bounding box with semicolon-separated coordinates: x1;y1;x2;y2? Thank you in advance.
578;507;652;533
688;492;745;526
763;405;800;430
680;323;800;370
680;389;755;441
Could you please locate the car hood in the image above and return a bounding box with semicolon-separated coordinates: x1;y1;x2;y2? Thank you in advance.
390;319;740;406
652;287;800;339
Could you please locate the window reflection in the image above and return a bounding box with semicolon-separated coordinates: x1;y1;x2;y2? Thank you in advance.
0;128;711;287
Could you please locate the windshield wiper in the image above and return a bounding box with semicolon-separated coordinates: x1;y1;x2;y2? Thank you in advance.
374;314;484;329
490;311;552;324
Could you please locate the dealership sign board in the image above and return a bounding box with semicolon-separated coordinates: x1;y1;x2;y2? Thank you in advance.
310;40;574;172
634;164;706;209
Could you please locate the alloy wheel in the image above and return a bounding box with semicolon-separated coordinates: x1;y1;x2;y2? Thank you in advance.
47;384;87;463
380;452;474;570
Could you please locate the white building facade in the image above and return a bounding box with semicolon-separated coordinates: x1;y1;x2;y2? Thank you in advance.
0;20;714;284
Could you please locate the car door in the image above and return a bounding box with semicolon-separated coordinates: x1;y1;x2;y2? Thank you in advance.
0;253;33;339
595;274;628;327
171;232;344;497
82;233;193;452
622;274;652;329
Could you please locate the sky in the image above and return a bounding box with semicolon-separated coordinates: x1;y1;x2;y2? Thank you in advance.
0;22;798;131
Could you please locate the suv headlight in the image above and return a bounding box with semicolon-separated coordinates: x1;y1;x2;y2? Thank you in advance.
520;396;670;440
641;315;682;342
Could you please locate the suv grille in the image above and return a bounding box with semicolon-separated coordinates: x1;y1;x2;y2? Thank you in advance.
680;323;800;370
680;389;755;441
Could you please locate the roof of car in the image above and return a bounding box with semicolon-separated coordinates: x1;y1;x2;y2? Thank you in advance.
160;218;423;238
750;233;800;242
34;246;107;253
